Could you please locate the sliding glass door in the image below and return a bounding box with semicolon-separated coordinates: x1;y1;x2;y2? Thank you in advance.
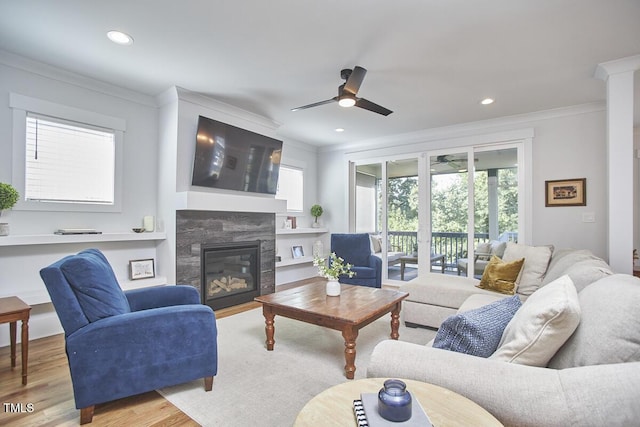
350;141;524;284
352;157;420;281
428;146;520;278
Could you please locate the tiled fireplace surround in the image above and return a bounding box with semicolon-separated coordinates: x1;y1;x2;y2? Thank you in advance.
175;210;276;307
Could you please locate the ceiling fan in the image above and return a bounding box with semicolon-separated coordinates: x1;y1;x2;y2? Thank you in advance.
431;155;478;170
291;66;393;116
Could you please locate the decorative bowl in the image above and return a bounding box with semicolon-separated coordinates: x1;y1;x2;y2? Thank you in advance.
132;227;145;233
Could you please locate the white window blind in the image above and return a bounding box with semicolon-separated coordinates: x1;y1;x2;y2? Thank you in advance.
275;165;304;211
25;113;116;204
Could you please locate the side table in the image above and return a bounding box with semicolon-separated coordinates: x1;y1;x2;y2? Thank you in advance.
0;296;31;385
295;378;503;426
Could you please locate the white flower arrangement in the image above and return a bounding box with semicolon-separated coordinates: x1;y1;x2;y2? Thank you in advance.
313;252;355;281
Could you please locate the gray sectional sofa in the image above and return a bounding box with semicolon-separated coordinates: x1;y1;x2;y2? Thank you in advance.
401;246;612;329
367;247;640;426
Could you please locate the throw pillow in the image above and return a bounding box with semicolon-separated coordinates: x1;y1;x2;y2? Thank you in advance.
433;295;522;357
489;240;507;258
369;235;382;254
60;248;131;322
476;256;525;295
475;242;492;260
502;242;554;296
548;274;640;369
490;275;580;367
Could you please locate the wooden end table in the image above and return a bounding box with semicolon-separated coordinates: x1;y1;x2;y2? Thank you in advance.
295;378;503;426
255;281;408;379
0;296;31;385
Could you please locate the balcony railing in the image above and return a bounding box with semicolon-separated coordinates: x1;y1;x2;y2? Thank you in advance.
387;230;517;271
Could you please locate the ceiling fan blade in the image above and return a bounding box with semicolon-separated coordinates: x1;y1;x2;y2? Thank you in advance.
291;97;337;112
355;98;393;116
343;66;367;95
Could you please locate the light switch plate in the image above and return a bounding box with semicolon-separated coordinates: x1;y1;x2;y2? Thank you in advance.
582;212;596;223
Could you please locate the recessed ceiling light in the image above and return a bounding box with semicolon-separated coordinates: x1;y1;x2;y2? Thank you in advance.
107;30;134;46
335;128;345;132
480;98;495;105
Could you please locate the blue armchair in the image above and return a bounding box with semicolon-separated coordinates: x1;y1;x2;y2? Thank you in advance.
40;248;217;424
331;233;382;288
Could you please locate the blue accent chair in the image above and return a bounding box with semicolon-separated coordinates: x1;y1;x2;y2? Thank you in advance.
40;248;218;424
330;233;382;288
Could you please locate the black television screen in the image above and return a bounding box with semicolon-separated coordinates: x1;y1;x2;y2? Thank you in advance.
192;115;283;195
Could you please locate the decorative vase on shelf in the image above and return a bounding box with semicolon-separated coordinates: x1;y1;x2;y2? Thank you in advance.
326;280;341;296
0;223;8;236
312;240;323;257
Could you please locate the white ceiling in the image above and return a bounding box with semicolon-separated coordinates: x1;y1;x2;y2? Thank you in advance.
1;0;639;147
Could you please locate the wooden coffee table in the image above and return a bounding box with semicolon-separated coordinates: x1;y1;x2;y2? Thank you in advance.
295;378;503;426
254;281;408;379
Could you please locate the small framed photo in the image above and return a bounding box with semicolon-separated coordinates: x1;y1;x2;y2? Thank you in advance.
129;258;155;280
291;245;304;259
545;178;586;207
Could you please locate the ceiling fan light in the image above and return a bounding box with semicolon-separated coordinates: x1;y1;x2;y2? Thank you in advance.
338;97;356;108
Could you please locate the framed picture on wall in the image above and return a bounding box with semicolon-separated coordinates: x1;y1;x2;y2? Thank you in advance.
129;258;155;280
545;178;586;207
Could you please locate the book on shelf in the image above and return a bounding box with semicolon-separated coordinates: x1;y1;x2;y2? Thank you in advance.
352;393;433;426
54;228;102;235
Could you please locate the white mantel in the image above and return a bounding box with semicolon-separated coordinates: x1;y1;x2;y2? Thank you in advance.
175;190;287;213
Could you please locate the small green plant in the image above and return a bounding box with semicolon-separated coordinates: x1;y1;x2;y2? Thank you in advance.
0;183;19;212
310;204;323;224
313;252;355;281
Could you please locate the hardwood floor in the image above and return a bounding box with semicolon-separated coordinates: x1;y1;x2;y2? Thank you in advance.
0;299;262;426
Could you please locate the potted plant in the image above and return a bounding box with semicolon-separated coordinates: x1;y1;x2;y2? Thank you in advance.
310;204;323;228
313;252;355;296
0;182;19;236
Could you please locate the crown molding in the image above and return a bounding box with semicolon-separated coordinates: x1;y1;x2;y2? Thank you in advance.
0;49;157;107
320;102;605;154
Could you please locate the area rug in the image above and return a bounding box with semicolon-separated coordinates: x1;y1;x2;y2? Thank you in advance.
158;307;436;426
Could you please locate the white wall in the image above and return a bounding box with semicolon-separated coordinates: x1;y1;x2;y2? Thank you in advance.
318;105;611;261
0;54;161;346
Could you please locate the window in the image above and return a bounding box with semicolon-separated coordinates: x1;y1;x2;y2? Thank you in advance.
275;165;304;212
10;93;125;212
25;113;115;204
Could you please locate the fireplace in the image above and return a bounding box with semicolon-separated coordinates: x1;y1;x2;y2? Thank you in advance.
175;210;276;309
201;240;261;310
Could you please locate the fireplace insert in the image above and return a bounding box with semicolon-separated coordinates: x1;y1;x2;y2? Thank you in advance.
200;240;261;310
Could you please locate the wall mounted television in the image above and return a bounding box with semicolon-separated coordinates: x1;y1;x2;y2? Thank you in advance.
192;115;283;195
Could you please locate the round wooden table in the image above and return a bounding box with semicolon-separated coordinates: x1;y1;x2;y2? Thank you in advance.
294;378;503;427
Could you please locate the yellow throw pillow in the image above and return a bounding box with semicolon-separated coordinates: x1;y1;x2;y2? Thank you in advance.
476;256;525;295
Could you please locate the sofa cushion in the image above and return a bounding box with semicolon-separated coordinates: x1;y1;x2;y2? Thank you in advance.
433;295;522;357
403;273;498;309
60;248;131;322
476;256;524;295
548;274;640;369
541;249;612;293
502;242;553;296
490;275;580;367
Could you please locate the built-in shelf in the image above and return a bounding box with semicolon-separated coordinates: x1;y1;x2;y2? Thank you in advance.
276;256;315;267
276;227;329;235
0;231;167;247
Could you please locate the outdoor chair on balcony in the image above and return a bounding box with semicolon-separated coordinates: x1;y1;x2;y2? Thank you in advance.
457;240;507;277
331;233;382;288
40;248;218;424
